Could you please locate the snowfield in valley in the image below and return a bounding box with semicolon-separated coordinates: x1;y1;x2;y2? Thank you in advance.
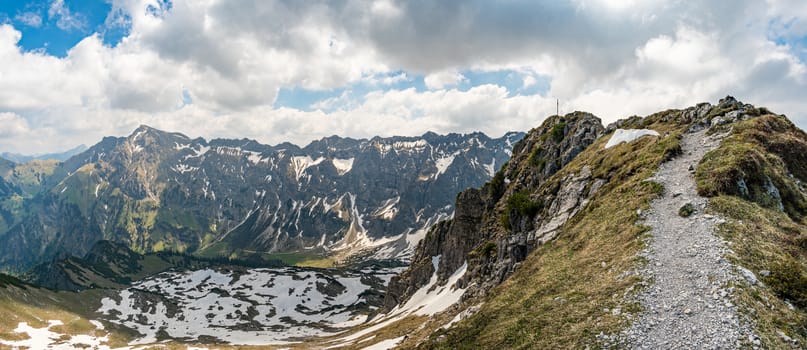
97;266;403;346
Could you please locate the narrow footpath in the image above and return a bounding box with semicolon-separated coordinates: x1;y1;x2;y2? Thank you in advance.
625;129;753;349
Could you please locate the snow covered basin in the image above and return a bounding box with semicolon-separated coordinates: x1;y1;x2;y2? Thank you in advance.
97;266;403;346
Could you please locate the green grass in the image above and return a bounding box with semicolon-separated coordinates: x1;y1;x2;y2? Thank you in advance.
480;242;497;257
7;159;59;196
196;243;333;267
697;115;807;220
257;251;335;267
708;197;807;346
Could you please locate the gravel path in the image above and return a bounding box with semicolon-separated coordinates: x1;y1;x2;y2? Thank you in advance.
624;129;754;349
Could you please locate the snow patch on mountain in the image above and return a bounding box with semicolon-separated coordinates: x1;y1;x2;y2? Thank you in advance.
332;194;410;255
483;158;496;177
373;196;400;220
397;257;468;316
393;139;429;152
172;164;198;173
605;129;660;149
246;151;266;164
131;129;147;141
291;156;326;181
0;320;111;350
326;257;467;348
434;154;457;178
185;145;210;159
332;158;355;175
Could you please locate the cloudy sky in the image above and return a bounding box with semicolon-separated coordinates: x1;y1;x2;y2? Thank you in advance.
0;0;805;154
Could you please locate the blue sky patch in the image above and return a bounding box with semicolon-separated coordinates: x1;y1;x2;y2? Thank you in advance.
0;0;126;57
767;17;807;62
274;71;427;112
459;70;551;97
274;69;551;111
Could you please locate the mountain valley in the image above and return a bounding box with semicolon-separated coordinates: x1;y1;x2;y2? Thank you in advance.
0;98;806;349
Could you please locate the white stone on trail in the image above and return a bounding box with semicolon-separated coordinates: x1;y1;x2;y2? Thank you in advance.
624;129;755;349
604;129;660;149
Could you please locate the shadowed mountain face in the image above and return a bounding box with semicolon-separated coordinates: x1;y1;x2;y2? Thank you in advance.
0;126;523;272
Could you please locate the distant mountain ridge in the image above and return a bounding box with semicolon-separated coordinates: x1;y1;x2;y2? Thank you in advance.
1;144;88;163
0;126;523;272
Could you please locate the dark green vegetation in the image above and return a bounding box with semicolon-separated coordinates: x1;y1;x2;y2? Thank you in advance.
696;114;807;346
24;240;284;291
507;190;543;218
678;203;695;217
551;121;567;142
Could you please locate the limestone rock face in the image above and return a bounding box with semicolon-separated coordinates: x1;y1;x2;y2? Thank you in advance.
384;112;605;308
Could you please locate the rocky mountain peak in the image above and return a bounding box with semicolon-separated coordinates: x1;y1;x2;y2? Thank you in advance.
126;125;191;150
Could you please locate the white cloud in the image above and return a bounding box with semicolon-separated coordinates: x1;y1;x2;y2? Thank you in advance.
15;12;43;28
563;23;807;126
424;70;466;90
0;112;29;137
363;72;411;86
522;75;537;89
0;0;806;154
48;0;86;31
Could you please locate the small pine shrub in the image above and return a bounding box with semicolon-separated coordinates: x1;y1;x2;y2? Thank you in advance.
551;122;566;142
529;147;546;171
678;203;695;217
481;242;497;257
507;190;543;217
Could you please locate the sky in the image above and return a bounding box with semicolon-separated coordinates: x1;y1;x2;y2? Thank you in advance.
0;0;805;154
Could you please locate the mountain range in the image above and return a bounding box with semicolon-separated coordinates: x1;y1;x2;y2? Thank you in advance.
0;144;88;163
0;128;522;272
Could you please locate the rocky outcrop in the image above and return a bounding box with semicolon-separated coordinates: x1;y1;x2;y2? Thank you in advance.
385;112;605;308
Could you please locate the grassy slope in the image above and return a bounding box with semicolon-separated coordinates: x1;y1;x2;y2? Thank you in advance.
394;116;685;349
0;277;135;348
0;160;60;237
697;115;807;347
6;159;59;196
